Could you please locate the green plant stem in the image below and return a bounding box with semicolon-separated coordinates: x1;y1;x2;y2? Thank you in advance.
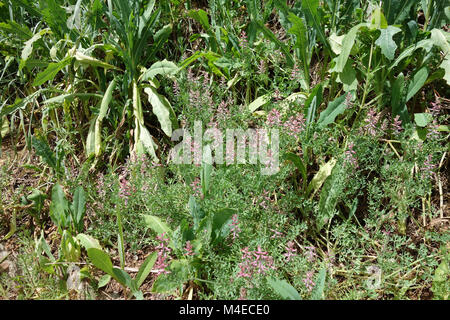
352;41;374;131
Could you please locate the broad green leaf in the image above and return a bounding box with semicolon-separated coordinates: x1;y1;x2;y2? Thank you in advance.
20;28;51;70
86;118;96;156
211;208;236;244
135;252;158;288
375;26;402;60
112;267;132;287
0;89;48;118
1;116;9;138
337;60;357;91
406;67;428;102
284;153;307;182
87;248;114;276
391;73;410;124
136;123;158;160
33;57;72;86
49;183;70;229
151;259;190;294
267;277;302;300
42;93;103;105
370;8;388;30
188;9;210;30
333;23;368;73
318;163;342;231
248;93;271;112
32;135;57;171
414;113;432;127
307;158;337;197
73;50;120;70
188;196;206;231
304;84;323;126
389;39;434;71
430;29;450;85
144;215;172;236
288;12;309;88
72;186;85;230
329;33;345;55
95;79;116;156
140;60;179;82
144;86;175;137
317;95;347;128
311;268;327;300
383;0;420;25
76;233;102;251
201;144;213;196
97;274;111;288
301;0;332;54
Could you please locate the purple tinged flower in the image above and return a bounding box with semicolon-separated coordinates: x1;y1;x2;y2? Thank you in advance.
283;113;305;137
154;232;172;275
429;94;442;116
363;109;379;136
273;89;282;101
237;246;276;279
283;241;297;262
190;177;202;198
266;108;282;127
291;63;300;80
303;271;315;292
270;228;283;239
344;142;358;169
230;214;241;240
184;241;195;256
304;246;317;263
258;60;266;75
422;154;437;178
172;80;180;97
392;115;402;134
240;30;249;50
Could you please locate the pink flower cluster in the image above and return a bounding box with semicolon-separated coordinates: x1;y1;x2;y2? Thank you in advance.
237;246;276;278
392;115;402;134
344;142;358;169
230;214;241;241
362;108;380;136
119;177;132;205
303;271;315;292
184;241;195;257
154;232;172;275
259;189;271;209
190;177;203;198
240;30;248;50
283;241;297;262
421;154;437;178
266;108;305;137
270;228;283;239
304;246;317;263
258;60;266;75
291;64;300;80
430;94;442;116
266;108;281;127
283;114;305;137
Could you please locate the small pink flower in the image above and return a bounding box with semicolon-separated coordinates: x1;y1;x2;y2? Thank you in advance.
344;142;358;169
154;232;172;275
230;214;241;240
283;241;297;262
304;246;316;263
303;271;315;292
190;177;202;198
184;241;195;256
